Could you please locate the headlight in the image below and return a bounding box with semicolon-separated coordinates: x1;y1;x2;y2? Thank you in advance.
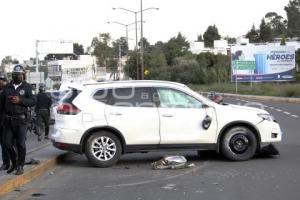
257;113;276;122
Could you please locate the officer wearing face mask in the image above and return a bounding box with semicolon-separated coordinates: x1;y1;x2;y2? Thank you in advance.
0;65;36;175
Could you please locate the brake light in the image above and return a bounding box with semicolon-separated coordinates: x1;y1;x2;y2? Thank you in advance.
56;103;81;115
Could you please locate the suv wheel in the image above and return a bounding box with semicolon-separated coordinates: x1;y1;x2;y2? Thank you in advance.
85;131;122;167
221;126;257;161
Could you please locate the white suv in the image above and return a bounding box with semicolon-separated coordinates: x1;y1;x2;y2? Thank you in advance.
51;81;282;167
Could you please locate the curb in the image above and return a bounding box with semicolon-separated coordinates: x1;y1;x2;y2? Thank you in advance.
0;152;68;197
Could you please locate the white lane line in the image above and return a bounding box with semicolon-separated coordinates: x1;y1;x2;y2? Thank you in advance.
291;115;299;118
284;112;290;115
276;109;282;112
269;107;274;109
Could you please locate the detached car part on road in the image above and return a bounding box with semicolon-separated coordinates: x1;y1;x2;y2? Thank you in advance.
51;81;282;167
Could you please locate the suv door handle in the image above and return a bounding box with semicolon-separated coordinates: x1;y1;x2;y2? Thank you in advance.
162;114;173;117
110;112;122;116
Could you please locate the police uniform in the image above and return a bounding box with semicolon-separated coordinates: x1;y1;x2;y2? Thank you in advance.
0;75;10;170
0;65;36;175
36;84;52;141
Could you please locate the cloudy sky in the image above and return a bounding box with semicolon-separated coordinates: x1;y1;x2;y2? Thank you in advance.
0;0;290;61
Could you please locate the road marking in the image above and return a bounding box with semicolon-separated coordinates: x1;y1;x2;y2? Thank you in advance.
276;109;282;112
284;112;290;115
104;162;206;188
291;115;299;118
269;107;274;109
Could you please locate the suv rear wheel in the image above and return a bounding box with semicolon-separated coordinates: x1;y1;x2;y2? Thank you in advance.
85;131;122;167
221;126;257;161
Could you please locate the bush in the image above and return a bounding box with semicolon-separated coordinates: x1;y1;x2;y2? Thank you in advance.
190;82;300;97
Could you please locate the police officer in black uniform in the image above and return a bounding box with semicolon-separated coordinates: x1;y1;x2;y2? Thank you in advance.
0;65;36;175
0;74;10;170
36;83;52;141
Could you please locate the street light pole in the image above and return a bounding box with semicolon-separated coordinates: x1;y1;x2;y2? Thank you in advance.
113;6;158;80
135;12;139;80
140;0;144;80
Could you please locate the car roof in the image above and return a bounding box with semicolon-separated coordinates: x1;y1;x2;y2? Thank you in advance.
80;80;189;90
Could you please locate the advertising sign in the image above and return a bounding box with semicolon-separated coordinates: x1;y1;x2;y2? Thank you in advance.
231;45;296;82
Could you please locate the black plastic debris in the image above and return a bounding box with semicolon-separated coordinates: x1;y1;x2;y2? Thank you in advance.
260;144;280;156
25;158;40;165
152;155;195;170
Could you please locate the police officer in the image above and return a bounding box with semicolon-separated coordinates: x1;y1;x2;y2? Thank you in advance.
35;83;52;141
0;74;10;170
0;65;36;175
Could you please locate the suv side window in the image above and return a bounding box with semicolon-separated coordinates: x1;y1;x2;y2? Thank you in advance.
93;89;111;104
110;87;156;107
156;88;202;109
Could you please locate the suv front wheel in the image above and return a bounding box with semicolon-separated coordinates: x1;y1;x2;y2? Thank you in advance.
85;131;122;167
221;126;257;161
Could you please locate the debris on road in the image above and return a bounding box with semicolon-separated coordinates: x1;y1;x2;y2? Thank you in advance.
151;155;195;170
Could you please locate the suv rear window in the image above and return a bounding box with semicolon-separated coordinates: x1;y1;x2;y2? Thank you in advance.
60;89;81;104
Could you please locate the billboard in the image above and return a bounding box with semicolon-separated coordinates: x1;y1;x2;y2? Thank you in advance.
231;45;296;82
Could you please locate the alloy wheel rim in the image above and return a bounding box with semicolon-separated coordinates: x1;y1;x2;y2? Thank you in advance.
91;136;117;161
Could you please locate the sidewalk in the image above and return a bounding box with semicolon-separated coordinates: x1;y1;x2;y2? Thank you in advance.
0;126;67;197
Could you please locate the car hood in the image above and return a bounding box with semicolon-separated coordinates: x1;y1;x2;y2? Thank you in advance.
225;104;268;114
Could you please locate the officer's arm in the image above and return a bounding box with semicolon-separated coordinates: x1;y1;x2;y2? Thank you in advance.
19;87;36;107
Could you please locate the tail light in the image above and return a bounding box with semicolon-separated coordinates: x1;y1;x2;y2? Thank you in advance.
56;103;81;115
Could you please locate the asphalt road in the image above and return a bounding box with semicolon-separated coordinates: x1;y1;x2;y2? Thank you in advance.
3;97;300;200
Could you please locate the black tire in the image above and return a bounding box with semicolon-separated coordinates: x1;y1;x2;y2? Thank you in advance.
221;126;257;161
85;131;122;167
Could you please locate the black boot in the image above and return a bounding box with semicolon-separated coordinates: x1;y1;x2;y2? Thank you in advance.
15;166;24;175
6;164;17;174
0;164;10;170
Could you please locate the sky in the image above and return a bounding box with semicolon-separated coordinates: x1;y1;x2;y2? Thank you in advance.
0;0;291;62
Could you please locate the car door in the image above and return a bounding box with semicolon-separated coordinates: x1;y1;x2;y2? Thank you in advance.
156;87;217;144
104;87;160;145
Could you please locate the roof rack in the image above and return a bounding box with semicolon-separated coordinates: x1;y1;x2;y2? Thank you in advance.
83;80;187;88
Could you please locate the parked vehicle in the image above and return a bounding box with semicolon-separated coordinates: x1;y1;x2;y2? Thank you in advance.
46;90;68;124
51;80;282;167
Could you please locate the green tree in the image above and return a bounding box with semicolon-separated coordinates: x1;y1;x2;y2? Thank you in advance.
245;25;260;43
164;32;190;65
284;0;300;37
90;33;114;68
259;18;273;42
112;37;128;57
265;12;287;38
280;35;287;45
224;36;237;44
203;25;221;48
197;34;204;42
73;43;85;55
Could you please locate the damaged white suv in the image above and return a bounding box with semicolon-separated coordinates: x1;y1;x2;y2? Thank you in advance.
51;81;282;167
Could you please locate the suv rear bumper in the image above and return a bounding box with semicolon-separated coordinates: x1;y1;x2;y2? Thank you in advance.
52;140;82;153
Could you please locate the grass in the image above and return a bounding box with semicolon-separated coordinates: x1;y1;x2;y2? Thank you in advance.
189;82;300;98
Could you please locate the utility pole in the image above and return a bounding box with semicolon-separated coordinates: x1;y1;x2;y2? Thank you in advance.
140;0;144;80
